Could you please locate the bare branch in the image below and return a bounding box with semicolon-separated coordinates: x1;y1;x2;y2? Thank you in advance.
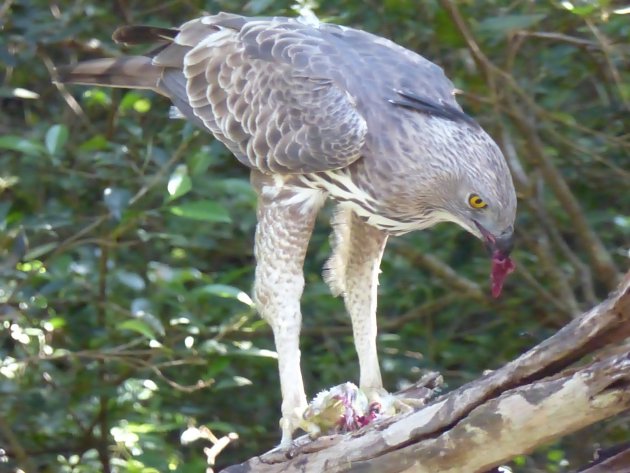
220;272;630;473
513;31;599;49
395;245;485;300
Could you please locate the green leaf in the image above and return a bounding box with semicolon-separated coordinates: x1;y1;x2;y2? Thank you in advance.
194;284;254;306
117;319;156;340
115;270;146;291
231;345;277;359
166;165;192;201
214;375;253;390
45;124;69;155
119;91;153;114
47;317;67;330
169;200;231;223
196;284;242;298
133;98;151;113
561;2;598;16
205;358;230;377
188;149;216;176
131;299;165;337
78;134;109;151
0;136;46;156
83;88;111;107
477;14;546;34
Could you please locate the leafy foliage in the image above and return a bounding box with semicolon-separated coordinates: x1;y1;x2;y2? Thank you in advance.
1;0;628;471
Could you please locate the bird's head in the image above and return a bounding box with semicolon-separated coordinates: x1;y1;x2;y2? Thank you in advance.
432;126;517;297
377;91;518;295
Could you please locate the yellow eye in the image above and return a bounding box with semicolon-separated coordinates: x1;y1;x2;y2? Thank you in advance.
468;194;487;209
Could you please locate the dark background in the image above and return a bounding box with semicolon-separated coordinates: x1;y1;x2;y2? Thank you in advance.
1;0;628;471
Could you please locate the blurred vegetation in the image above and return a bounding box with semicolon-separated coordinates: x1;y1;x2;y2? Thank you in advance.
1;0;628;472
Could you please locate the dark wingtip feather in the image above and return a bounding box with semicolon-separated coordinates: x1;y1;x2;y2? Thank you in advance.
391;89;478;126
113;25;178;45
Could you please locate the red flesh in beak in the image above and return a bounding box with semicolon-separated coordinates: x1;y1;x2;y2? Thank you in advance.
475;221;516;298
491;251;515;298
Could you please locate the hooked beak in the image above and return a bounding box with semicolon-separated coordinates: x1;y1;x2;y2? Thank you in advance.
474;222;514;260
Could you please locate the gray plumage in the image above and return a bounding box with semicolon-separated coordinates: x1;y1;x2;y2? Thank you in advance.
56;12;517;447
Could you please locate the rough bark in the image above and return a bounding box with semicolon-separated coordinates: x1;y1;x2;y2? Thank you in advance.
221;272;630;473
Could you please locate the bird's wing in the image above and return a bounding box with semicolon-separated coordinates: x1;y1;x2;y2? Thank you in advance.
56;13;466;173
149;13;367;174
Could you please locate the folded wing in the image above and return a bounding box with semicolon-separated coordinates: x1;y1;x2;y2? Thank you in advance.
56;13;369;174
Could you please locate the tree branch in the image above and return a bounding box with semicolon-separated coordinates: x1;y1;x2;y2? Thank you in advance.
221;272;630;472
578;443;630;472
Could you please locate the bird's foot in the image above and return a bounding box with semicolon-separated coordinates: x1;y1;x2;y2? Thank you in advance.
279;404;309;449
363;386;427;418
298;382;390;438
361;372;444;419
268;375;443;460
260;405;310;462
301;382;374;435
263;382;434;462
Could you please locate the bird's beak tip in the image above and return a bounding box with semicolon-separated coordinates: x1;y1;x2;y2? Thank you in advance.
474;221;514;259
492;232;514;260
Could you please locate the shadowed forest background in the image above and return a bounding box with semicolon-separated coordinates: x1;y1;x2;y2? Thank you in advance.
1;0;629;472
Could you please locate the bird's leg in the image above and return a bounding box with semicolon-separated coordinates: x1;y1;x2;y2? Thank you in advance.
252;173;325;449
327;209;423;421
326;208;388;404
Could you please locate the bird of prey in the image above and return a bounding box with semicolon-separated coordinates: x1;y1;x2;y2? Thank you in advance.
56;12;517;448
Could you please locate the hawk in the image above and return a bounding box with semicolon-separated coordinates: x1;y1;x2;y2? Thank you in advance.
56;12;517;448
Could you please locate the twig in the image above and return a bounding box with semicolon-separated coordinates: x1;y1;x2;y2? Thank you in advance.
42;51;89;121
512;259;570;315
514;31;599;49
395;244;485;300
204;431;240;473
381;295;461;330
149;364;215;393
128;134;194;205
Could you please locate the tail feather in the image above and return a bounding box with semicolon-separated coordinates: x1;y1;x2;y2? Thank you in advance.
54;57;163;93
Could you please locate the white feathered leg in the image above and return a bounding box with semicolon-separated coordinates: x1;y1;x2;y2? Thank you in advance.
252;173;325;448
325;207;388;396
